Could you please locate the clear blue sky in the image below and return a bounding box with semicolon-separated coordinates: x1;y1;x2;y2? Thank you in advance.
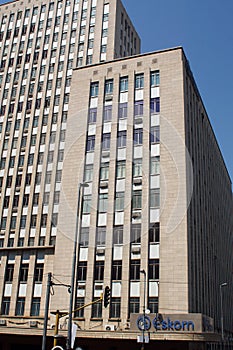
0;0;232;182
124;0;233;183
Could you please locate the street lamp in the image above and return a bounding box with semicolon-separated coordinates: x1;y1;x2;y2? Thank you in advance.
67;182;89;350
220;282;228;343
140;269;146;350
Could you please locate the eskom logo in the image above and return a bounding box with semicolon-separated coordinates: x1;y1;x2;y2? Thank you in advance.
136;316;195;332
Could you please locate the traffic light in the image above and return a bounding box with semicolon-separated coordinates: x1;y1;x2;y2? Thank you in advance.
103;286;111;308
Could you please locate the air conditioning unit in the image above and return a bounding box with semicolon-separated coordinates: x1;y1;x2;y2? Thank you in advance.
134;117;143;124
99;181;108;189
0;319;6;326
96;247;105;255
105;94;113;101
133;178;142;185
132;212;141;219
102;151;110;158
105;325;116;331
29;321;37;327
131;246;141;254
15;186;21;192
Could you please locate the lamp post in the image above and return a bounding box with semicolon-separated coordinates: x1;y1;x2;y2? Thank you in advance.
140;269;146;350
67;182;89;350
220;282;228;344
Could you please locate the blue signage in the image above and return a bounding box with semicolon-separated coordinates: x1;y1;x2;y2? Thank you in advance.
136;316;195;332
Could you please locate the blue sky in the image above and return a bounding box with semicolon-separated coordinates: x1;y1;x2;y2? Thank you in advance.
124;0;233;183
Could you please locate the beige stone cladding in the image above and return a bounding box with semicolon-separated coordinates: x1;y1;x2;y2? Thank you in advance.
53;48;190;329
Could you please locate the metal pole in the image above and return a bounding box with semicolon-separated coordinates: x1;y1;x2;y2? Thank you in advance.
220;282;227;344
42;272;52;350
67;183;88;350
140;270;146;350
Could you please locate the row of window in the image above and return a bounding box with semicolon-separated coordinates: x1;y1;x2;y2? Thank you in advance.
82;188;160;214
77;258;159;282
84;158;160;183
75;295;158;319
4;262;43;283
1;294;158;319
1;296;41;317
86;126;159;153
90;72;160;97
79;223;160;246
0;235;56;249
88;99;159;125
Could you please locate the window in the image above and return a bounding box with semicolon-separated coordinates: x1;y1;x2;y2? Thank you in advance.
96;227;106;246
91;298;102;318
31;297;40;316
88;108;97;123
116;161;126;178
19;264;29;282
15;298;25;316
88;39;94;49
149;222;160;243
75;297;85;318
98;194;108;212
86;136;95;152
112;260;122;280
135;74;144;89
133;159;142;177
20;216;26;229
101;44;107;53
132;191;142;210
113;226;123;245
102;133;111;151
102;28;108;37
100;163;109;181
115;192;124;211
80;228;89;246
84;165;93;182
103;105;112;122
33;193;39;206
150;98;160;114
129;297;140;315
41;214;47;227
86;55;93;65
148;297;158;314
130;260;140;280
120;77;128;92
117;131;127;148
82;195;91;214
105;80;113;95
150;71;160;86
133;128;143;145
30;215;37;228
90;82;99;97
110;298;121;318
131;224;141;243
94;261;104;281
35;173;41;185
45;171;52;184
148;185;160;208
56;170;62;183
35;263;43;282
134;100;143;116
1;297;10;315
151;156;160;175
77;262;87;281
149;259;159;280
118;102;127;119
5;264;14;282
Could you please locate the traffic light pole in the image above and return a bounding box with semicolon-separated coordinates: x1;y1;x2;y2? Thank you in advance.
42;272;52;350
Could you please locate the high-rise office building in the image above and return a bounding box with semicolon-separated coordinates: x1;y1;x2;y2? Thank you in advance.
0;1;232;350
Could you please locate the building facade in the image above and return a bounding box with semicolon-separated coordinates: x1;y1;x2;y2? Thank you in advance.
0;0;232;350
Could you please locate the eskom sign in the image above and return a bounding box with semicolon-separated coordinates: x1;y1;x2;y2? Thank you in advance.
136;315;195;332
